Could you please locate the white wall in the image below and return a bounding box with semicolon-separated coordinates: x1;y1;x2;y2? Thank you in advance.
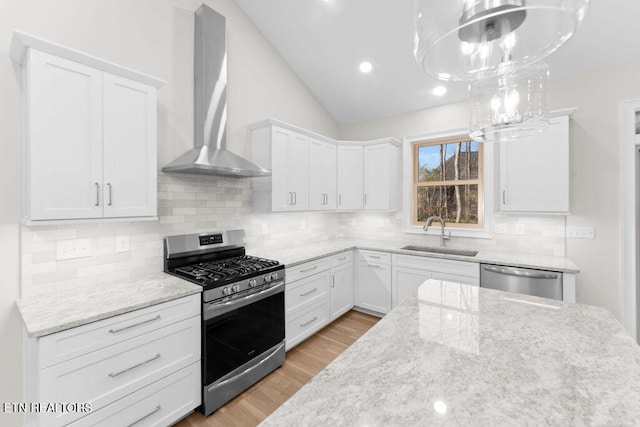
340;61;640;319
0;0;339;423
0;43;23;427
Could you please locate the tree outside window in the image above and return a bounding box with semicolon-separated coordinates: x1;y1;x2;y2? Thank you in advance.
412;136;484;229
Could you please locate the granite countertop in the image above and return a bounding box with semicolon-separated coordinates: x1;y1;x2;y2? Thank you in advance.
261;279;640;425
251;238;580;273
16;272;201;338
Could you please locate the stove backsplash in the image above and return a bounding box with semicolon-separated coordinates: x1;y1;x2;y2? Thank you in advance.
20;173;342;297
20;173;565;298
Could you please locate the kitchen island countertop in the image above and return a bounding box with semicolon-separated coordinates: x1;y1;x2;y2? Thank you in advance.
260;279;640;425
251;238;579;273
16;272;201;338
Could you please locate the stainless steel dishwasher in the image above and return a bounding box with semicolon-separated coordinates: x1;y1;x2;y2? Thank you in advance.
480;264;563;300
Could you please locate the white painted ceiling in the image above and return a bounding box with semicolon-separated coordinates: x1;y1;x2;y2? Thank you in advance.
234;0;640;124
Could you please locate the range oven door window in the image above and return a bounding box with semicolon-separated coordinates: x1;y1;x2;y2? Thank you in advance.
204;288;285;385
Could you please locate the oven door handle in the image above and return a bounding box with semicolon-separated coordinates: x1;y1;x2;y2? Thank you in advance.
204;280;285;319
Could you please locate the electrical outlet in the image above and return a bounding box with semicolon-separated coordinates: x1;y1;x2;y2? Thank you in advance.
56;239;91;260
515;224;525;235
261;223;269;234
566;226;595;239
116;235;130;253
494;223;507;234
351;218;357;226
300;220;307;230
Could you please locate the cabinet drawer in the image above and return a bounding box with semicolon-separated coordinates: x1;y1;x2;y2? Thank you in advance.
68;362;200;427
329;250;353;268
359;250;391;264
286;301;329;350
392;254;479;278
38;294;200;369
286;272;329;314
39;316;200;426
286;258;330;282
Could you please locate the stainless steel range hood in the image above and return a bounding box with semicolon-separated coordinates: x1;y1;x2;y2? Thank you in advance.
163;4;270;177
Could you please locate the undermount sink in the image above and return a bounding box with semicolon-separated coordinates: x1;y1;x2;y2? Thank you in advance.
400;245;479;257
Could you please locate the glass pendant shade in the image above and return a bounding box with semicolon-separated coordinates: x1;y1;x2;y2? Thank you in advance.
469;62;549;142
414;0;589;81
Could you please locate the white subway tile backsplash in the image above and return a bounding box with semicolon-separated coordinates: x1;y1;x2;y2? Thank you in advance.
21;172;566;296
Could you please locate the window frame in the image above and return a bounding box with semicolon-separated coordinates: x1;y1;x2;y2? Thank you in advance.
402;128;494;238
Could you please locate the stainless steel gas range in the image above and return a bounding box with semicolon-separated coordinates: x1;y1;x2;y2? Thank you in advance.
164;230;285;416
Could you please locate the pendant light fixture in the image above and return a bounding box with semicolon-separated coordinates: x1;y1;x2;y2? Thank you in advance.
414;0;589;141
469;62;549;142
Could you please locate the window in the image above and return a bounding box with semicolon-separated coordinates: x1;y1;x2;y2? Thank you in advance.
412;136;484;229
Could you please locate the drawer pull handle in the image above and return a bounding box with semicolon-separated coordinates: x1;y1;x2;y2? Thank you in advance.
368;255;381;259
300;266;318;273
300;316;318;327
368;264;381;268
109;315;161;334
108;353;161;378
300;288;318;297
338;256;347;261
127;405;161;427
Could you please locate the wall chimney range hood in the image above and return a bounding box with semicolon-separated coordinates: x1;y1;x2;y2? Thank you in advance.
163;4;270;178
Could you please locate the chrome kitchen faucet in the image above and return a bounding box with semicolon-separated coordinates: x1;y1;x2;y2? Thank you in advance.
423;215;451;247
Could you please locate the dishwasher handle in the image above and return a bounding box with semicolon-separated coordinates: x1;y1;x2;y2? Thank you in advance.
482;265;559;280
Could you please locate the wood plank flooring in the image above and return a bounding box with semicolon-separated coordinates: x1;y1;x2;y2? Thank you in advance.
175;310;380;427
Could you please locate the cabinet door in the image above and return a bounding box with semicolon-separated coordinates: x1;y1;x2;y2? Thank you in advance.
392;266;431;309
27;50;103;220
330;262;354;320
364;144;391;210
270;127;291;212
288;132;309;211
309;139;337;211
356;260;391;314
337;145;364;210
500;115;569;213
102;73;157;218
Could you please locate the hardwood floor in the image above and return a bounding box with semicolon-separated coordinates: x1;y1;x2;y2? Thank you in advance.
175;310;380;427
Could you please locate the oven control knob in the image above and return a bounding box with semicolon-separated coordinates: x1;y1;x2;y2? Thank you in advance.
264;274;272;283
232;284;241;292
222;287;232;296
248;279;257;288
271;273;278;281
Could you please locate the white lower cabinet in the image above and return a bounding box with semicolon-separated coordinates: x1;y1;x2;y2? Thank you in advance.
356;250;392;315
24;294;201;427
391;254;480;309
285;260;331;350
285;251;356;350
329;251;354;320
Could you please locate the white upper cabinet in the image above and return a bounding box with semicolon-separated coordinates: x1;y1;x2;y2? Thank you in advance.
102;74;158;218
253;125;309;212
11;32;165;223
500;111;573;214
364;142;398;211
309;138;337;210
251;119;399;213
337;145;364;210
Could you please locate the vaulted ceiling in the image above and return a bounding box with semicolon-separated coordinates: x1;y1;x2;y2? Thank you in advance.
234;0;640;124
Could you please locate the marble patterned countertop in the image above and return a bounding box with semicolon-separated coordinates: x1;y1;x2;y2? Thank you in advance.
251;238;580;273
16;272;201;338
260;279;640;425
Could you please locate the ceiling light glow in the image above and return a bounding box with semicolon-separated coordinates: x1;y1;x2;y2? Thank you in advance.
432;86;447;96
359;61;373;73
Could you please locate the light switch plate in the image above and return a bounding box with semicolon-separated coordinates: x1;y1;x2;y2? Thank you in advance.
116;235;130;253
494;223;507;234
566;226;595;239
56;239;91;260
515;224;525;235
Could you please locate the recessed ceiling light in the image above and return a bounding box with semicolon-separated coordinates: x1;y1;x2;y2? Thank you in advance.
432;85;447;96
359;61;373;73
